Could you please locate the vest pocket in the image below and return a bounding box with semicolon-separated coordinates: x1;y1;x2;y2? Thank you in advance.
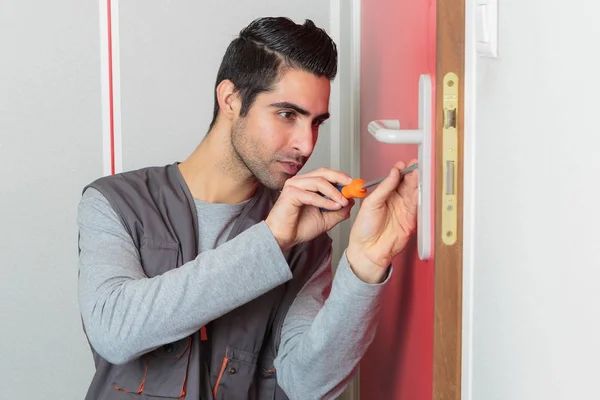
256;366;277;400
139;236;180;277
213;346;277;400
112;336;192;398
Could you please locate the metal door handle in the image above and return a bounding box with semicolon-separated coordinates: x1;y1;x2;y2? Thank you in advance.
367;74;433;260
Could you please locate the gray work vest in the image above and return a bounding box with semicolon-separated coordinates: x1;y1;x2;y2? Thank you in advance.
80;163;331;400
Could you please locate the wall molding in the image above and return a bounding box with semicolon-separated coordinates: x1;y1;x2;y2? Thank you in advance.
330;1;362;399
99;0;122;176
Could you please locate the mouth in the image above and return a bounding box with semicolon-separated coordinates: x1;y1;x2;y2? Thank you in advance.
278;161;303;175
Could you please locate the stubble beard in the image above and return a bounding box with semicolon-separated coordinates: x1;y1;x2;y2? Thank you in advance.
230;118;287;191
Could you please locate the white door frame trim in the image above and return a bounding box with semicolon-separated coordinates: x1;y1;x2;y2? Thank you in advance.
462;1;476;399
329;1;362;399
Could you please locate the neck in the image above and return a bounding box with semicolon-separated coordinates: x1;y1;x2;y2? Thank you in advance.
179;121;258;204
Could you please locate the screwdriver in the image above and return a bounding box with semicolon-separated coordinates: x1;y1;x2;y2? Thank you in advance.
334;163;418;199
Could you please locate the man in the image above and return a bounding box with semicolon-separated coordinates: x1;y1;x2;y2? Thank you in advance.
78;16;418;400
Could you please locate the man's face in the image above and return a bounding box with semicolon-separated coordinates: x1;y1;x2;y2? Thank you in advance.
231;68;331;190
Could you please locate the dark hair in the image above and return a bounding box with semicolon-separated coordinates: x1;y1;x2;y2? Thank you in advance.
209;17;338;130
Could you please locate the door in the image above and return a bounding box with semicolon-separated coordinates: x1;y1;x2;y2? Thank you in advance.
357;0;465;399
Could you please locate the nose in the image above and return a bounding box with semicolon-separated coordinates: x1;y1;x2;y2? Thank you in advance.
291;124;317;158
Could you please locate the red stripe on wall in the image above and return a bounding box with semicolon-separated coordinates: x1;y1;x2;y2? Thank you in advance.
106;0;116;175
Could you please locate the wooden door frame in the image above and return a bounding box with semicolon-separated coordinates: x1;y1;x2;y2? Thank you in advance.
433;0;467;399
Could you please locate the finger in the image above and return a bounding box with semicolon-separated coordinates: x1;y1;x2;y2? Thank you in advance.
392;160;407;171
283;185;344;211
398;160;419;212
286;176;349;207
302;167;353;186
322;201;354;229
363;167;402;207
409;187;419;215
398;159;419;198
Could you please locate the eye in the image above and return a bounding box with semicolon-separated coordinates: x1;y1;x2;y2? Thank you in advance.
278;111;296;121
313;119;326;128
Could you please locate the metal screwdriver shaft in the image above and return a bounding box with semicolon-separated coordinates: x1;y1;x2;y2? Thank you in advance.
360;163;418;190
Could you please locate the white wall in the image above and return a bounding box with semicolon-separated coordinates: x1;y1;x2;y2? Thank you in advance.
0;1;102;398
464;1;600;399
0;2;347;399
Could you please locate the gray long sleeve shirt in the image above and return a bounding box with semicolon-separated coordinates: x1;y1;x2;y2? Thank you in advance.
77;187;391;399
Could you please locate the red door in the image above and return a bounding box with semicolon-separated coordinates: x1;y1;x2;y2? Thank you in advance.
359;0;437;399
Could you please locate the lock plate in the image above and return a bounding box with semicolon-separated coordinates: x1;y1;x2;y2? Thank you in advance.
442;73;458;245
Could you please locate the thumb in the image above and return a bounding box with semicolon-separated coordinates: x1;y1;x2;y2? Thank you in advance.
364;168;401;207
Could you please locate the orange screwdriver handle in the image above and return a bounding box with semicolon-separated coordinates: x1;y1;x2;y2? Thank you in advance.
320;178;367;211
340;178;367;199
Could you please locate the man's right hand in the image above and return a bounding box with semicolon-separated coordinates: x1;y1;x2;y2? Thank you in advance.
265;168;355;252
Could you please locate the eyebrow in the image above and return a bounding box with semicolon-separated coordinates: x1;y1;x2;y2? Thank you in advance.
269;102;330;122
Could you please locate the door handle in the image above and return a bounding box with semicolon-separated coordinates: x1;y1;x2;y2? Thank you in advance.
367;74;432;260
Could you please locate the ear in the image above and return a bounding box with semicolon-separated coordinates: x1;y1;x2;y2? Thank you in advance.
216;79;241;121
